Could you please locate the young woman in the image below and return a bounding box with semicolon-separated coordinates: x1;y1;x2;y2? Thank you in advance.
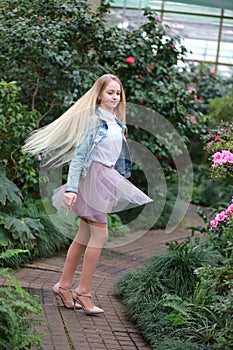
24;74;152;315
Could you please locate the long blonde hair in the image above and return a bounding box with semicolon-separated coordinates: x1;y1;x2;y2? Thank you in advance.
23;74;126;166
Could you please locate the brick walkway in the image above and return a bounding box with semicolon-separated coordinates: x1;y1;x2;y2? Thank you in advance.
6;205;205;350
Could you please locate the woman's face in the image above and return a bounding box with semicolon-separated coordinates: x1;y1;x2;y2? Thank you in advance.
99;80;121;113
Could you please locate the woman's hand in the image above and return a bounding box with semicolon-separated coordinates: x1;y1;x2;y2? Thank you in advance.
63;192;77;209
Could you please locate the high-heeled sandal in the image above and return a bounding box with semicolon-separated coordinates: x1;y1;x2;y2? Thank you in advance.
72;290;104;315
53;283;82;309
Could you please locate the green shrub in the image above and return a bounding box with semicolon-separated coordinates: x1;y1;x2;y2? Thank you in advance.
0;80;40;192
191;164;233;207
208;93;233;124
162;265;233;349
0;171;69;267
156;337;211;350
0;268;45;349
114;238;222;349
182;63;231;115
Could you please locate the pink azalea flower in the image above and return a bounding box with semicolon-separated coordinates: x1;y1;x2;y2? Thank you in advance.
38;155;43;161
210;219;218;228
156;17;161;23
215;211;228;222
225;204;233;214
213;152;223;165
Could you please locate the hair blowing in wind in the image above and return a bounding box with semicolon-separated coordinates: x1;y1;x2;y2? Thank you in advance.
23;74;126;167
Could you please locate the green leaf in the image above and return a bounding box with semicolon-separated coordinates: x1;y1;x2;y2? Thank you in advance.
0;173;22;206
0;226;11;246
2;217;32;240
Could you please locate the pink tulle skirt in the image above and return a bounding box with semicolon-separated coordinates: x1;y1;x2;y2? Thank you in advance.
52;161;152;223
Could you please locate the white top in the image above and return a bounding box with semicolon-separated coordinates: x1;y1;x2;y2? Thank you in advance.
92;107;123;167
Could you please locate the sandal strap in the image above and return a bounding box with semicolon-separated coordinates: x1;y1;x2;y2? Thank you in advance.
74;290;91;298
59;285;71;292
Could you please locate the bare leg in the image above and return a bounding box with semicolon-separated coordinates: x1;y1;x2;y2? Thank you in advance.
54;218;91;303
74;221;108;310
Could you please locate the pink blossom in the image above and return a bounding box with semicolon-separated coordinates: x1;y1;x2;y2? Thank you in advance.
213;150;233;166
188;86;196;93
213;152;224;165
190;115;196;120
172;42;176;47
210;71;215;76
223;151;233;163
215;211;228;222
225;204;233;215
185;116;189;120
210;219;218;228
38;155;42;161
207;141;213;147
156;17;161;23
215;135;221;141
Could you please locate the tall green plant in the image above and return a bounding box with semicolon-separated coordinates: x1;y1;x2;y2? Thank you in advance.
162;265;233;349
0;268;45;349
0;171;70;267
0;80;40;191
0;172;44;253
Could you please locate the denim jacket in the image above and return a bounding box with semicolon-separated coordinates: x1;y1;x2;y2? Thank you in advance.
66;109;131;193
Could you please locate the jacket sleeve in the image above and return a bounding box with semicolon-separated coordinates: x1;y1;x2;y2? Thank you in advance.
115;138;132;178
65;128;95;193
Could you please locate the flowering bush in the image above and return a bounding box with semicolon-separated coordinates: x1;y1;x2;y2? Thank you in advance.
182;63;231;115
210;197;233;229
205;122;233;153
204;122;233;179
210;150;233;179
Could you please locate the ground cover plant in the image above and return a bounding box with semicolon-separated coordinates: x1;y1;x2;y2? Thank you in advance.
0;265;45;349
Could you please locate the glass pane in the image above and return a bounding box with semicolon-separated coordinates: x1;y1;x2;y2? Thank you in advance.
164;1;221;15
163;13;219;62
224;9;233;16
112;0;160;9
218;64;233;76
218;19;233;65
